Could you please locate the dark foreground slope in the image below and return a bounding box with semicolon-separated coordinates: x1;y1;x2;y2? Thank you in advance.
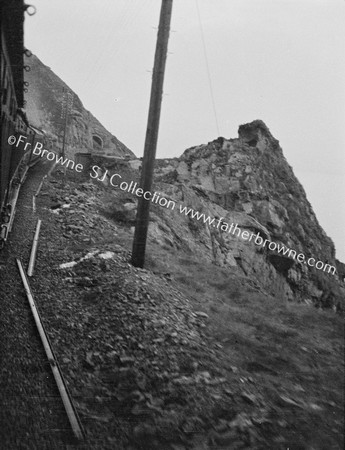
0;160;74;450
1;160;342;449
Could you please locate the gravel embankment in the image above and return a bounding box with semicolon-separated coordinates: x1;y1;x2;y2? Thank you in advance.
0;160;75;450
1;162;343;450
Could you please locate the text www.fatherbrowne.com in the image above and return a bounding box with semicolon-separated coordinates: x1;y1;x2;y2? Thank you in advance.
179;205;336;275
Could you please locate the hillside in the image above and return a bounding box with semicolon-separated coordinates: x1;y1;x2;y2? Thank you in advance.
23;53;135;159
94;120;344;310
11;51;344;448
1;158;341;449
22;52;342;310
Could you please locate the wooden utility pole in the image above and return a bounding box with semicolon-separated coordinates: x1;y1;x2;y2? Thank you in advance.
131;0;173;268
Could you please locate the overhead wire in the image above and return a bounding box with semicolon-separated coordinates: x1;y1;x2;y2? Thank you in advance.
81;0;154;92
195;0;220;136
81;0;133;88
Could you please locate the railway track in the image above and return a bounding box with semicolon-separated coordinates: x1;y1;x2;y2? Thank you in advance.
17;258;84;441
0;159;82;449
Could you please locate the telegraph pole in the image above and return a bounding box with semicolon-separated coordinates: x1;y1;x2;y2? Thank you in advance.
131;0;173;267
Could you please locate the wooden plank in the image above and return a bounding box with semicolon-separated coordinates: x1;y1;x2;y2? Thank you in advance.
32;195;36;214
8;184;21;233
20;165;29;184
35;175;46;197
16;259;84;440
27;219;41;276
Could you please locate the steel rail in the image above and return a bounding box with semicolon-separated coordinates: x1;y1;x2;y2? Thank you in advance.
16;259;84;440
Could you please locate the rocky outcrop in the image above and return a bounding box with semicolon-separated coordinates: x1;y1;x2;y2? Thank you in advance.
149;121;344;308
23;52;343;309
336;259;345;283
23;54;135;159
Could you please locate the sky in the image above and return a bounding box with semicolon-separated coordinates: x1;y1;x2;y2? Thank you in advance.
24;0;345;261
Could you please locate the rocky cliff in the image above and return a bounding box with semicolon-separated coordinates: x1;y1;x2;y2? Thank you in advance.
22;52;343;308
143;120;343;309
23;54;134;159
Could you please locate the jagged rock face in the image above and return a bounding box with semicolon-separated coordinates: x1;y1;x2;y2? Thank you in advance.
23;54;135;159
336;259;345;283
21;52;342;308
152;121;344;307
147;181;294;302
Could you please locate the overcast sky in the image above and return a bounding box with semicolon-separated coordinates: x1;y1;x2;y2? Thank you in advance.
24;0;345;261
